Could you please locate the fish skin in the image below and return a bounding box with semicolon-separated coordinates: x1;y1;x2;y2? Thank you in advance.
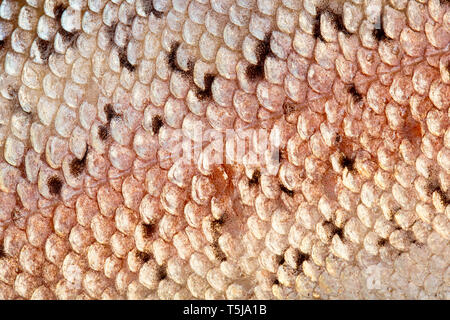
0;0;449;300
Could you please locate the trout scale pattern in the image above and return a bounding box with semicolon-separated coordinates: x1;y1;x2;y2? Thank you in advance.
0;0;449;300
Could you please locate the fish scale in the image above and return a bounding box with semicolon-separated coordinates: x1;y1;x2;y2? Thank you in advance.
0;0;448;300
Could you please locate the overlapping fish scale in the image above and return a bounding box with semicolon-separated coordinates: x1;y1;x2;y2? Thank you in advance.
0;0;449;300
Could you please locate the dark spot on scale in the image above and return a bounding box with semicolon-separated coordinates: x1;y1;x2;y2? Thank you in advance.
69;148;88;177
212;240;227;262
142;223;156;238
106;23;117;46
324;221;344;240
278;255;285;265
340;155;355;171
167;42;194;77
330;12;351;35
158;266;167;280
273;279;279;285
373;14;389;42
135;251;152;263
313;11;325;41
53;3;66;21
248;170;261;187
142;0;164;18
47;175;63;196
282;102;296;116
0;244;5;259
280;184;294;197
59;28;79;46
195;74;215;100
104;104;120;123
0;39;5;51
378;238;387;247
335;134;342;144
98;125;109;141
296;251;309;269
428;181;450;206
151;115;164;135
245;64;264;81
36;38;53;62
348;85;362;103
245;33;272;80
118;47;135;72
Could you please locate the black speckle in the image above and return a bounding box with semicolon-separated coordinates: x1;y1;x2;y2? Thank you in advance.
378;238;387;247
248;170;261;187
36;38;53;62
245;33;272;80
335;134;342;144
280;184;294;197
195;74;215;100
47;176;63;196
104;104;120;122
118;48;135;72
0;39;5;51
348;85;362;103
135;251;152;263
151;115;164;135
69;148;88;177
278;255;285;265
340;155;355;171
98;125;109;141
142;223;156;238
273;279;279;285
